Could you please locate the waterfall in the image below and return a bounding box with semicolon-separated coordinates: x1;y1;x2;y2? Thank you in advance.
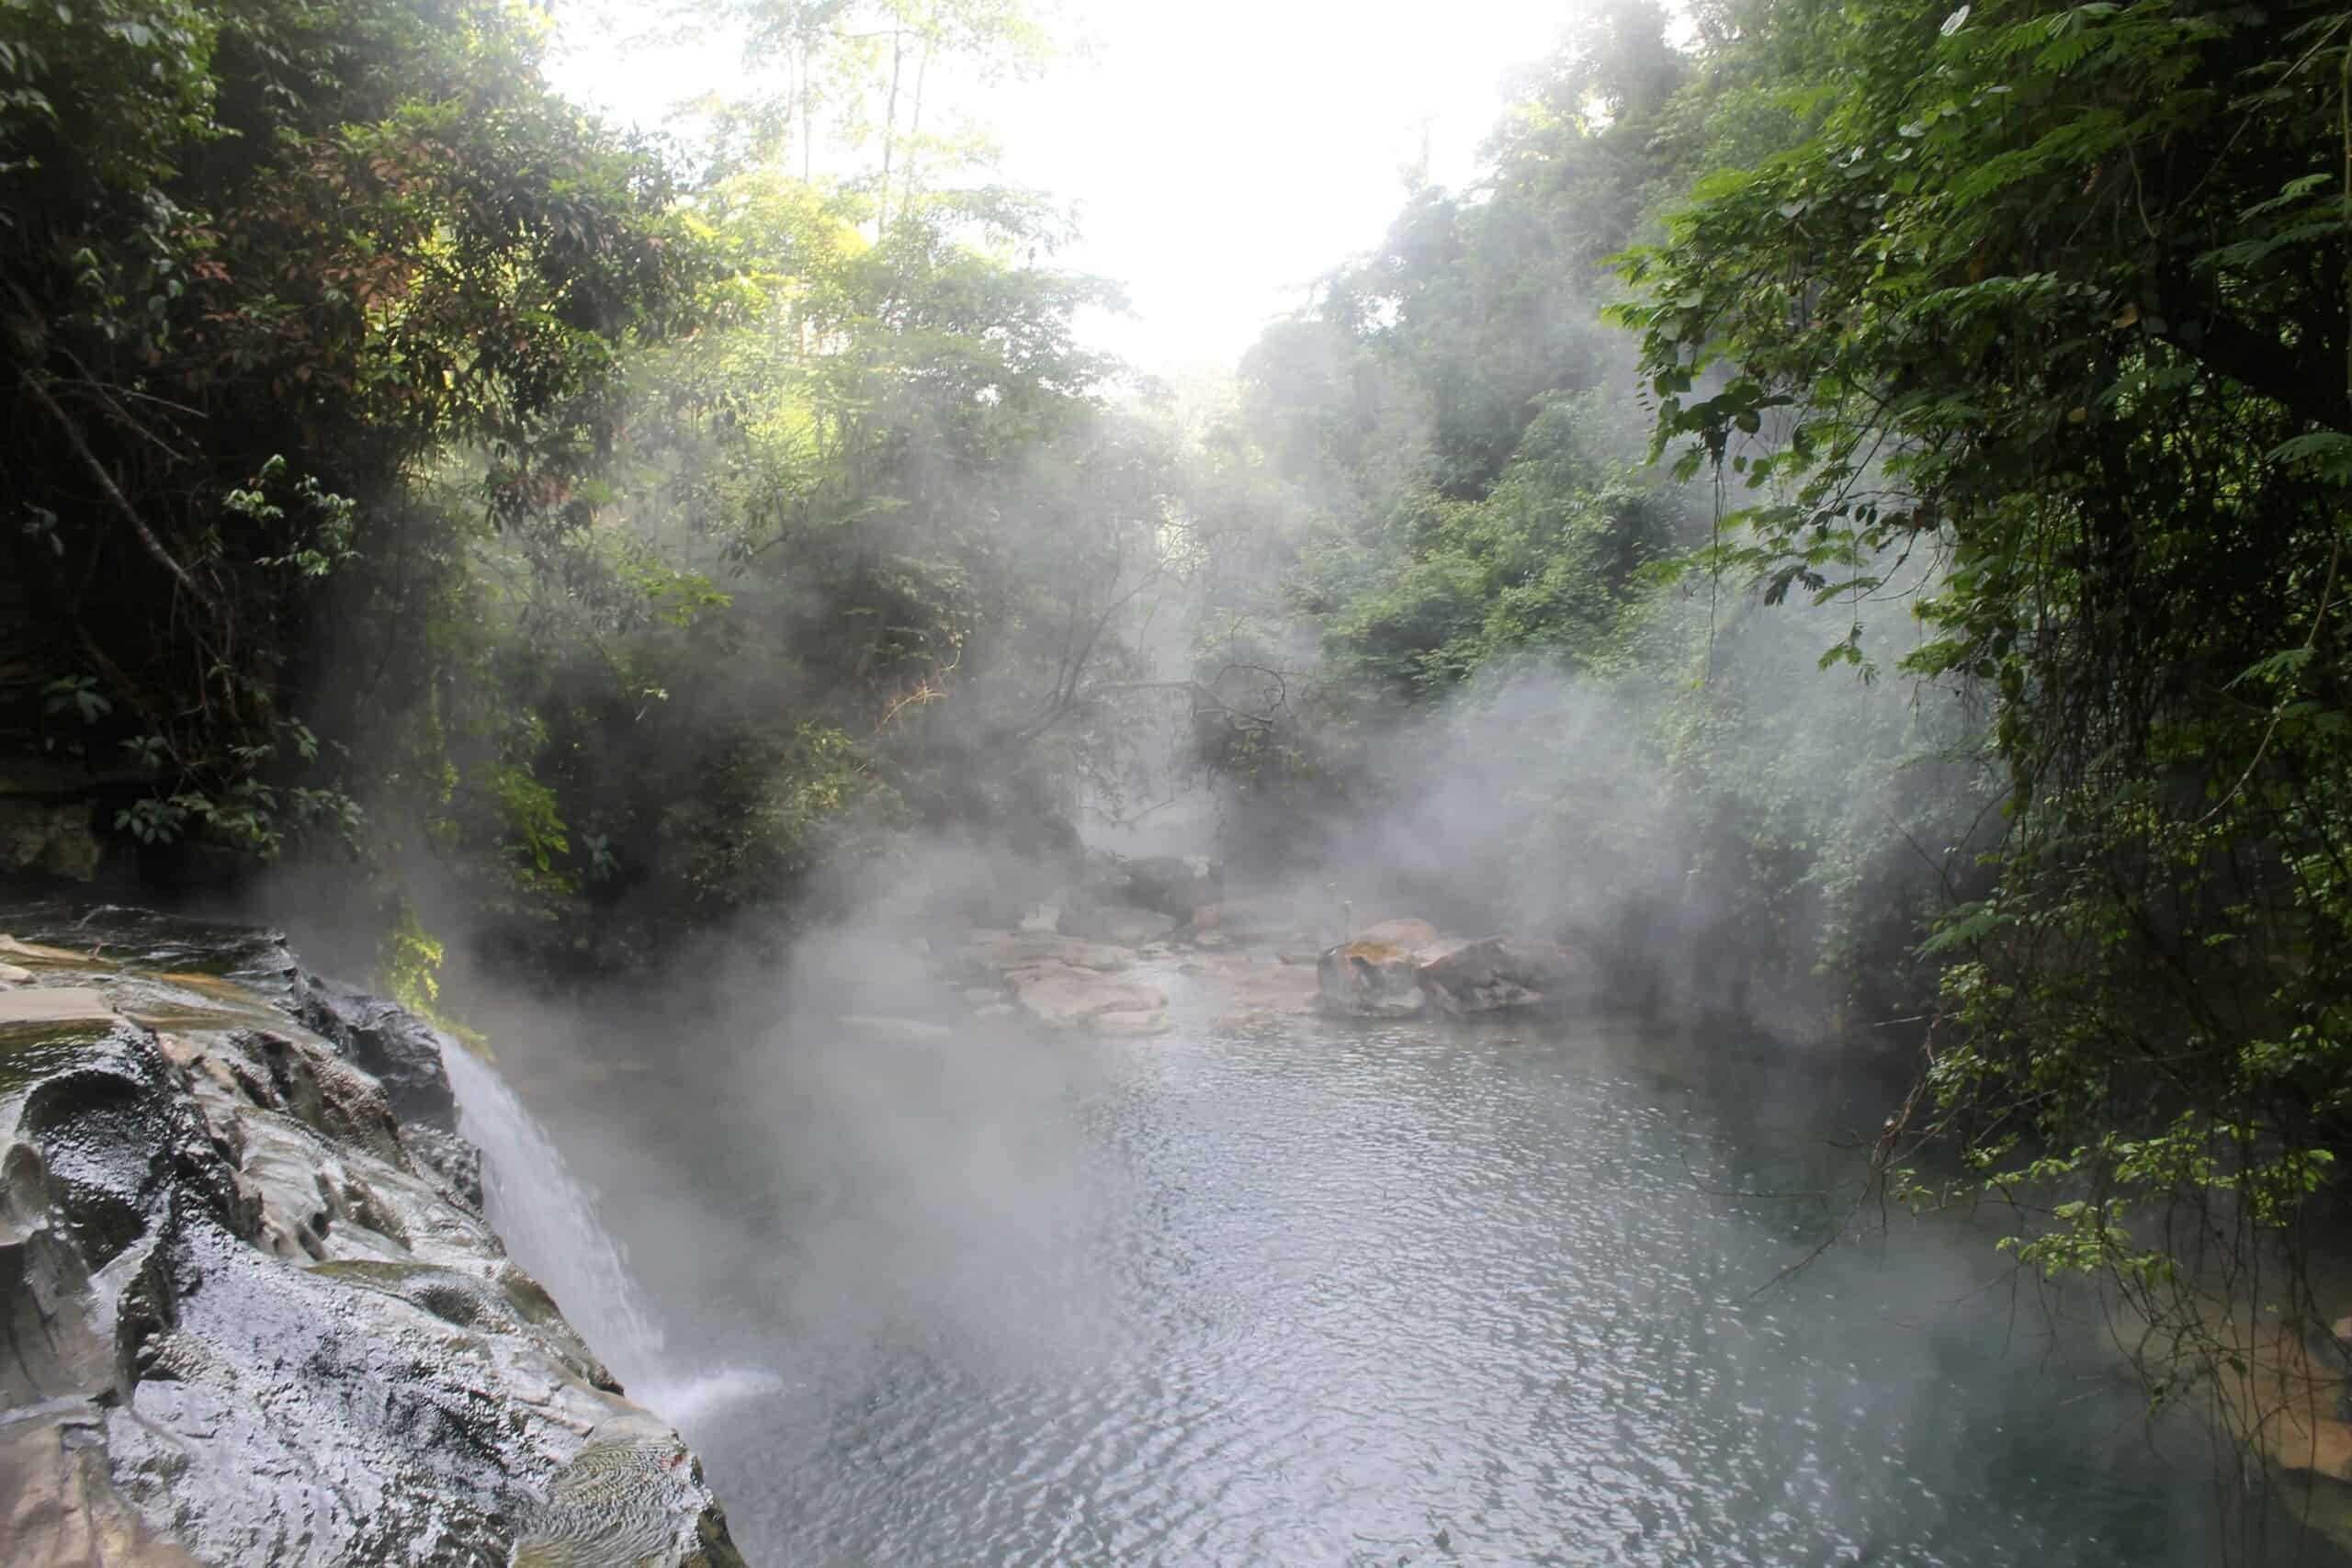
437;1040;668;1385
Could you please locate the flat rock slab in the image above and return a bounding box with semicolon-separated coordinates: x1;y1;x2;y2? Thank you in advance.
0;934;85;966
0;987;118;1029
1008;965;1167;1028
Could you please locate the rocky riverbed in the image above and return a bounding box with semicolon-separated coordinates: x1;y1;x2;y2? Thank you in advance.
945;855;1601;1040
0;904;743;1566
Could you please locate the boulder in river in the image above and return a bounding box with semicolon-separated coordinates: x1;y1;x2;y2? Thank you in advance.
1417;937;1596;1014
1106;854;1222;917
1317;940;1429;1018
1060;902;1178;947
0;918;745;1567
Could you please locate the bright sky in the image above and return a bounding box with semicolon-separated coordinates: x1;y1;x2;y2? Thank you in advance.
550;1;1580;378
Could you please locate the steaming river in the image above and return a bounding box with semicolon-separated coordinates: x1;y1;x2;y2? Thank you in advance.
498;994;2345;1566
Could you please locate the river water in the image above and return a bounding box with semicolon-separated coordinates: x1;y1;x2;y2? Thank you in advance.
484;995;2346;1567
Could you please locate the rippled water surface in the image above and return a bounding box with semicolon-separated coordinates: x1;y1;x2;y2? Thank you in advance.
530;1002;2335;1567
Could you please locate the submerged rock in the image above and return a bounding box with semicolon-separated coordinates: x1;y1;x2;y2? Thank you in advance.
0;919;745;1567
1317;941;1429;1018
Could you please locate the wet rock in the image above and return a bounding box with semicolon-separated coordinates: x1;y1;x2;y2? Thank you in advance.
0;909;744;1567
1059;903;1178;947
0;797;103;881
1417;937;1595;1014
0;962;31;985
0;1402;207;1565
401;1124;484;1213
1186;951;1323;1025
1105;855;1222;918
513;1411;742;1567
1317;942;1429;1018
1006;964;1168;1030
0;986;119;1036
0;933;90;968
289;974;459;1134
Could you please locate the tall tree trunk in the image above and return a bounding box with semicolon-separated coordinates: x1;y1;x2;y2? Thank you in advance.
904;29;933;221
877;26;905;238
797;39;813;184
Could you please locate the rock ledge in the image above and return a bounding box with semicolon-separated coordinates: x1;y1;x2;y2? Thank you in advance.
0;904;744;1567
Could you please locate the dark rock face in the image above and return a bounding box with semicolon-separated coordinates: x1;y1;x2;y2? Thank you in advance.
0;910;745;1566
1417;937;1596;1014
1102;855;1222;918
291;974;460;1132
1314;934;1599;1019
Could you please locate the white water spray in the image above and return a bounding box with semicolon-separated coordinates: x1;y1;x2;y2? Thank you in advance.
436;1039;786;1427
437;1040;668;1383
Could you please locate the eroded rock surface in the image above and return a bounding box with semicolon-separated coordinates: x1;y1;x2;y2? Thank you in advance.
1317;941;1429;1018
1418;937;1594;1014
0;908;744;1567
1314;931;1596;1018
1099;855;1221;918
1005;965;1168;1030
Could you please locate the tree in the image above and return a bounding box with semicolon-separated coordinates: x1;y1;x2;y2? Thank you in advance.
1614;0;2352;1470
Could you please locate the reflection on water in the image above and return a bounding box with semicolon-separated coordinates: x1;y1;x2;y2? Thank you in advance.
540;1010;2343;1567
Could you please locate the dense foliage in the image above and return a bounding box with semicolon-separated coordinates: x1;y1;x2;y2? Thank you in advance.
1183;0;2352;1495
1184;3;1985;1026
0;0;1187;980
1606;0;2352;1452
